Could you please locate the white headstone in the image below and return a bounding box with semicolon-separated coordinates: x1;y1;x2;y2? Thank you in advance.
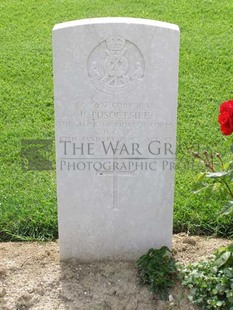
53;17;179;261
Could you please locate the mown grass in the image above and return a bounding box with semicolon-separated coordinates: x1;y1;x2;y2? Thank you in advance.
0;0;233;240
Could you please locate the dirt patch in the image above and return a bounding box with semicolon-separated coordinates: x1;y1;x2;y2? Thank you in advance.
0;234;231;310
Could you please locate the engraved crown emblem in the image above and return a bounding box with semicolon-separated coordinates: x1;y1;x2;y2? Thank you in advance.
106;35;126;51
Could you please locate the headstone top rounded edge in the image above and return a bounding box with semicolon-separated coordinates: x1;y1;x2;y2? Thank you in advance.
53;17;179;32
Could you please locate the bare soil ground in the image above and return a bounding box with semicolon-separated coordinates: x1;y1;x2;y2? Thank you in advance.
0;233;232;310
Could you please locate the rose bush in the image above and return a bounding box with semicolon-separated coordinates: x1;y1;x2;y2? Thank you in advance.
193;99;233;217
182;99;233;310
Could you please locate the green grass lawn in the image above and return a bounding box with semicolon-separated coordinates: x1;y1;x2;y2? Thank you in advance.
0;0;233;241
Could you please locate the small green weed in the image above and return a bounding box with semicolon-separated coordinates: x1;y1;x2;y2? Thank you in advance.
179;244;233;309
136;246;178;300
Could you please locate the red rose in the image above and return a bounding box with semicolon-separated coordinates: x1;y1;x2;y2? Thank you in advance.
218;100;233;135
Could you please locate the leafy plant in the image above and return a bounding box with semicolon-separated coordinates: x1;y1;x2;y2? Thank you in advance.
193;151;233;216
136;246;178;300
179;244;233;309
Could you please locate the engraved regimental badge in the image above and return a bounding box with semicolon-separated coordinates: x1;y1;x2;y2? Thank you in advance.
87;35;145;95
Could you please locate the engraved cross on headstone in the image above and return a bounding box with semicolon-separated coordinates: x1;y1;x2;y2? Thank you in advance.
97;165;135;210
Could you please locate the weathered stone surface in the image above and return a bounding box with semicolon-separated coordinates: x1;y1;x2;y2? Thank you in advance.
53;17;180;261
